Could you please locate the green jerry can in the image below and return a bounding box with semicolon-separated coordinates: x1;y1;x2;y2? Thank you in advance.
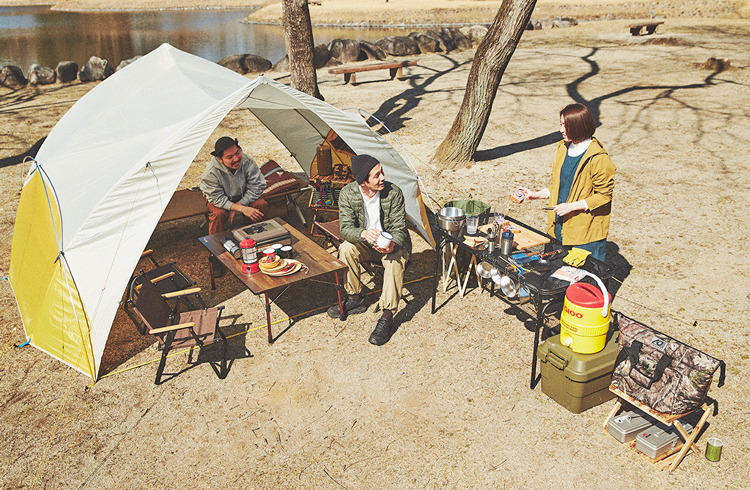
536;332;619;413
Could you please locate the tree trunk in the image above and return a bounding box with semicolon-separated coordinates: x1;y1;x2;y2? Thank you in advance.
282;0;323;100
432;0;537;170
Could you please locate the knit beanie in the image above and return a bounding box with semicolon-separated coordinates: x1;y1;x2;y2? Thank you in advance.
351;154;379;184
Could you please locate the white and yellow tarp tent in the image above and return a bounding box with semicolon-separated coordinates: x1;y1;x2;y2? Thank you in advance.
8;44;434;382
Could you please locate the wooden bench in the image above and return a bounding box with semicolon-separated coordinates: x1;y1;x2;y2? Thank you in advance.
159;188;208;224
328;60;417;85
158;179;311;226
627;20;664;36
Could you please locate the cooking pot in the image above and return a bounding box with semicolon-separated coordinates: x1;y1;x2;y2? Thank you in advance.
436;207;466;236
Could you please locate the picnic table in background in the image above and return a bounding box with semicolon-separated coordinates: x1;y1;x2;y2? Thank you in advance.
328;60;417;85
627;20;665;36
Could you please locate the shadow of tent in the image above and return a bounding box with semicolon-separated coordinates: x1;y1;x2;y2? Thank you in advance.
0;137;45;168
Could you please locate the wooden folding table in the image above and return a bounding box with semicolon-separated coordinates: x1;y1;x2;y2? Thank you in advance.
199;218;347;342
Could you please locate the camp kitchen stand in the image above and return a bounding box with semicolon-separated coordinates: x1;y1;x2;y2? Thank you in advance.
199;218;348;342
430;214;614;389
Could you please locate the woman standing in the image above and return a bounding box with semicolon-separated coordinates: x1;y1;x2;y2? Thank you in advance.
515;103;616;263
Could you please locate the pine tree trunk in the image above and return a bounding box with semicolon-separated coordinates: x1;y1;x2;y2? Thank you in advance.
432;0;537;170
282;0;323;100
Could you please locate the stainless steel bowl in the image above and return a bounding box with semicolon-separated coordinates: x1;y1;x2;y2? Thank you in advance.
437;207;466;231
478;261;494;279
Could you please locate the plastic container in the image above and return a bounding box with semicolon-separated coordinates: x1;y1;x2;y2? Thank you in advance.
560;282;612;354
608;410;658;443
443;199;490;216
536;332;619;413
636;421;693;459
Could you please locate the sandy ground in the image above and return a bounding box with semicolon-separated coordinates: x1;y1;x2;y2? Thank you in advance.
1;10;750;490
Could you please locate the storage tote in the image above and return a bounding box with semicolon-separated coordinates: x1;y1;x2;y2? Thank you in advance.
536;332;619;413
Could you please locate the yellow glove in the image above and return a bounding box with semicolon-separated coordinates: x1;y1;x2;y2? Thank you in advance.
563;247;591;267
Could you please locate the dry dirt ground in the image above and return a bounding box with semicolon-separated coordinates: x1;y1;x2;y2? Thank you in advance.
1;15;749;490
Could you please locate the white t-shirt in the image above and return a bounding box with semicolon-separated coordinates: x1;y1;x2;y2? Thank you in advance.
567;138;592;157
359;187;382;231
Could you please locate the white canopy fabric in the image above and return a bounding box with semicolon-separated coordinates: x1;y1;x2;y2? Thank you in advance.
9;43;433;381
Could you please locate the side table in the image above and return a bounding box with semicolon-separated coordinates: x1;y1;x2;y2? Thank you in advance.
308;173;354;235
604;385;714;473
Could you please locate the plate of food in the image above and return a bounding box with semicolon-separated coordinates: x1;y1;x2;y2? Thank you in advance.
261;259;305;277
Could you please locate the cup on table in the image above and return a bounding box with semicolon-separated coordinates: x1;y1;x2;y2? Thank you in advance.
376;231;393;249
492;212;505;226
262;248;276;260
271;243;283;255
466;215;479;235
280;245;294;259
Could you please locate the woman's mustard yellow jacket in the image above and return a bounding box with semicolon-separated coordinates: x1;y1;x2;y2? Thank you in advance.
547;138;616;246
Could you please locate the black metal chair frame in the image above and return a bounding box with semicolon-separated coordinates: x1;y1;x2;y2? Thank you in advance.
125;272;228;385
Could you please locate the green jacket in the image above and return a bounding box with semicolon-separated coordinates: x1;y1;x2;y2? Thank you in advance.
547;138;616;246
338;181;412;254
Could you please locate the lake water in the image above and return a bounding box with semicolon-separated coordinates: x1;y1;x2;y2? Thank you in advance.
0;6;411;71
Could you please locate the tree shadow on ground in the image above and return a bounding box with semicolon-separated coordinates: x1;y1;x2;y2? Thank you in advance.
474;131;560;161
370;55;473;133
473;47;734;160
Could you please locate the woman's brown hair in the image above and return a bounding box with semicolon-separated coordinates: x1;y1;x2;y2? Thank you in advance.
560;104;596;143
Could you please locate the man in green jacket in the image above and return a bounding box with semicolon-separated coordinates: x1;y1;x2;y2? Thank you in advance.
328;154;411;345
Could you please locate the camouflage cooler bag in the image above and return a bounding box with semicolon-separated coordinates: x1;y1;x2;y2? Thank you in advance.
611;312;725;415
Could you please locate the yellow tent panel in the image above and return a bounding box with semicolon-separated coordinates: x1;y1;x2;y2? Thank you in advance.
9;171;95;380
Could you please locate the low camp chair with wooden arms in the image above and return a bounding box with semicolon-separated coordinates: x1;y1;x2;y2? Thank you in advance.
125;272;228;385
137;249;207;309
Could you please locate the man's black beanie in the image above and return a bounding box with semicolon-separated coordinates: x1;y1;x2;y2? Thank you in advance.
351;154;379;184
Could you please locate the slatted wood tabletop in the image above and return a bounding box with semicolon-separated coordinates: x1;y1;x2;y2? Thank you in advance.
199;218;347;295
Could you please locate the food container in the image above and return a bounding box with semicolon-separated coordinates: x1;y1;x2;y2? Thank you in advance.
608;410;658;443
636;421;694;459
536;332;619;413
436;207;465;238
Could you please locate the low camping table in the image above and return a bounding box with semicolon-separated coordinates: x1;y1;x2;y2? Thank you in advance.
199;218;347;343
430;214;614;389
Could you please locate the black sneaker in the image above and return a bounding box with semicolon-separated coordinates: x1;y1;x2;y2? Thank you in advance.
327;294;367;319
369;316;395;345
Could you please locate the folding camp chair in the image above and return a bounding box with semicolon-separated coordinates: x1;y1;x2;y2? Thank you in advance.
137;249;207;308
125;272;229;385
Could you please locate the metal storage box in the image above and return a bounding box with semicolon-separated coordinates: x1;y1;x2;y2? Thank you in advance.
536;332;619;413
608;410;658;443
636;421;693;459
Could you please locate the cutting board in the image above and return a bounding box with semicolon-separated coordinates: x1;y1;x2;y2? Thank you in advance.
478;223;550;250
